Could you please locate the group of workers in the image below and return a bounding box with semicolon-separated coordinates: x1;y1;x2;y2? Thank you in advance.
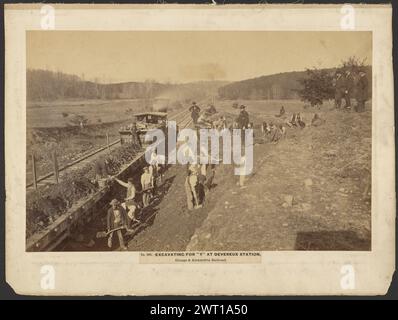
184;160;217;210
104;72;370;250
105;150;164;250
333;69;369;113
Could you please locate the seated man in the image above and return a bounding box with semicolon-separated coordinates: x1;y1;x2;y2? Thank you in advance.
311;113;325;127
297;113;306;128
270;123;282;143
197;114;212;128
279;125;287;139
275;106;286;117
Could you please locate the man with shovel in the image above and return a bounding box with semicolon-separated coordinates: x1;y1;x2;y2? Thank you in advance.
106;199;128;250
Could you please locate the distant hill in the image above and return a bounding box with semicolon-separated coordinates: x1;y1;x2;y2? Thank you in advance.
26;69;227;103
217;66;372;100
218;71;305;100
27;67;372;103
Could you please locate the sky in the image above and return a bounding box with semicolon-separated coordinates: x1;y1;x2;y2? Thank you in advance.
27;31;372;84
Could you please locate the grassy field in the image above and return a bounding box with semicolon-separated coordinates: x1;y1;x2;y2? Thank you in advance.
27;98;178;128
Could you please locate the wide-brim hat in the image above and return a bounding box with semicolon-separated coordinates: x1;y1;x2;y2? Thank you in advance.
110;199;120;206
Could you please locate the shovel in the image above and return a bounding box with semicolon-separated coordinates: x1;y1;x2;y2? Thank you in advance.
96;226;126;238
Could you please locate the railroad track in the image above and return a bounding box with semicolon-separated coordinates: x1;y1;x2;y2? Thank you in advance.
26;108;192;190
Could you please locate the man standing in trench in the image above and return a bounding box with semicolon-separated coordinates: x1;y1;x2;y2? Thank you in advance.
107;199;128;250
113;177;140;224
141;166;154;207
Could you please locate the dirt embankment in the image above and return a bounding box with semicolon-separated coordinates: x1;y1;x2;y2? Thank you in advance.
27;121;127;180
186;108;371;251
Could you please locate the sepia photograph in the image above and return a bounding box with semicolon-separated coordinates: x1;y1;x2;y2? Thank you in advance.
4;4;394;296
25;30;372;252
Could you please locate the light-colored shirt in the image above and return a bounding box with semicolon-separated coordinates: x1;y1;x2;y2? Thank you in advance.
126;184;136;199
238;156;247;176
116;179;136;200
141;172;153;189
113;210;121;224
188;174;198;192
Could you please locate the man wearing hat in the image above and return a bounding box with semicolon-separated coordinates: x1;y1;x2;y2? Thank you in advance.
106;199;128;250
343;70;354;110
238;105;249;129
189;101;201;125
355;69;369;112
333;70;345;109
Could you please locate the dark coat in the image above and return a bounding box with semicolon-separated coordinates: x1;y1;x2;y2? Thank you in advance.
343;74;354;92
95;158;108;177
107;206;127;230
334;76;345;91
238;110;249;128
356;75;369;102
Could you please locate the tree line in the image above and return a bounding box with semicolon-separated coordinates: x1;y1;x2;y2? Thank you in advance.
217;57;371;103
27;69;169;101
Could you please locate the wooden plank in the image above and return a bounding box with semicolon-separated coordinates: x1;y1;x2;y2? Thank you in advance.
52;151;59;184
31;154;37;190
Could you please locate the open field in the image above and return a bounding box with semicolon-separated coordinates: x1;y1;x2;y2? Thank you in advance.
27;98;178;128
26;98;186;180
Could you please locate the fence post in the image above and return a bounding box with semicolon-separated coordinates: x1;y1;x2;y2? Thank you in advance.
106;132;110;153
52;151;59;184
31;153;37;190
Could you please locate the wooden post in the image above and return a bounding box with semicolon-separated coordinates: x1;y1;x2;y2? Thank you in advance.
31;153;37;190
52;151;59;184
106;132;110;153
